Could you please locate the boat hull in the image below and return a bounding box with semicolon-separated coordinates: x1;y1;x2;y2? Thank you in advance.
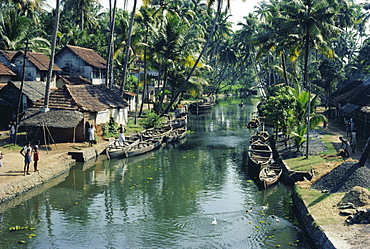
125;137;163;157
259;165;282;189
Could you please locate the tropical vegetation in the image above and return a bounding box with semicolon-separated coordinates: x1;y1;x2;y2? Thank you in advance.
1;0;370;141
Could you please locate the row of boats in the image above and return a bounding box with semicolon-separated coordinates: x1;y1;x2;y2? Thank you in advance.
247;121;283;189
106;117;187;159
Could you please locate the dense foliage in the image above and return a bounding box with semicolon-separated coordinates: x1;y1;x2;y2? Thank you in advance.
1;0;370;117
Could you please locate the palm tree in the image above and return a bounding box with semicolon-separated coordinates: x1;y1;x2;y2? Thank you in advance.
43;0;60;112
61;0;102;30
0;8;49;51
270;0;339;157
119;0;137;95
161;0;227;115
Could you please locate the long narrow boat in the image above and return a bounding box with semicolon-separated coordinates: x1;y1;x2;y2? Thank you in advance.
175;127;187;141
165;127;187;143
125;136;163;158
162;117;187;129
106;136;141;159
259;162;282;189
245;118;260;129
249;131;270;144
189;101;215;112
248;143;273;168
141;125;173;140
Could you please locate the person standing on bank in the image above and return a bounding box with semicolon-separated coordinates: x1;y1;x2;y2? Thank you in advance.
20;141;32;175
0;151;3;167
88;124;95;147
350;129;357;153
9;121;16;145
339;136;350;157
33;140;40;172
118;124;125;146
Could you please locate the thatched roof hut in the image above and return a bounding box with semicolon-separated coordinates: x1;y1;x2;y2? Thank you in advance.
21;108;83;128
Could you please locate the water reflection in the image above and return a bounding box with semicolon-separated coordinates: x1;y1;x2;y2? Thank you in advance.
0;97;314;248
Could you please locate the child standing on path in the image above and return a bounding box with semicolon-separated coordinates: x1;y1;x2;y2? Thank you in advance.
20;142;32;175
33;140;40;172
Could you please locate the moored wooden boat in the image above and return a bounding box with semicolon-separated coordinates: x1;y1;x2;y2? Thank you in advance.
259;162;282;189
248;142;273;167
125;136;163;158
175;127;187;140
189;101;215;112
245;118;260;129
165;127;187;143
141;125;172;140
163;117;187;129
249;131;270;144
106;136;141;159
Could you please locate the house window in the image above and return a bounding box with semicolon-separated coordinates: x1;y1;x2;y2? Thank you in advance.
22;95;27;111
93;69;100;79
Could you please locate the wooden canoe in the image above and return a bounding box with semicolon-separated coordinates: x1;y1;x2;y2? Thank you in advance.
248;143;273;167
106;136;141;159
245;118;260;129
249;131;270;144
125;137;163;158
259;163;282;189
189;101;215;112
162;117;187;129
141;125;173;140
165;127;187;143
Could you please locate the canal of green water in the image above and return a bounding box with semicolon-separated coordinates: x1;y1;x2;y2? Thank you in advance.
0;97;315;248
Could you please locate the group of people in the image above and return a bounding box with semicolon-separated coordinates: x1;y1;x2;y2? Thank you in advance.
19;140;40;176
339;117;357;157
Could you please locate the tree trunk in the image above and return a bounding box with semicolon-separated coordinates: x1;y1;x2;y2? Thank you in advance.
43;0;60;112
119;0;137;96
106;0;117;88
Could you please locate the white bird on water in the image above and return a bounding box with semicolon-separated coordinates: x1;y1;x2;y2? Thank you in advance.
211;217;217;225
261;204;269;211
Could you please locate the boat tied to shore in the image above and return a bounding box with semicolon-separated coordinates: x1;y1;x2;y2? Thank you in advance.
248;142;273;167
259;161;282;189
189;101;215;113
106;135;141;159
106;122;187;159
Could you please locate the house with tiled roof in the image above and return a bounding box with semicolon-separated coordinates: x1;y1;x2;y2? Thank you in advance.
0;81;49;127
10;51;61;86
55;45;107;85
0;50;17;66
20;84;128;142
0;62;16;83
57;75;137;111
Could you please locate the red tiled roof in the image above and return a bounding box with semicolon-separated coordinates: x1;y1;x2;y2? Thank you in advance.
333;81;370;106
0;62;16;76
32;84;128;112
0;50;17;61
67;84;127;112
14;51;62;71
65;45;107;69
59;75;92;85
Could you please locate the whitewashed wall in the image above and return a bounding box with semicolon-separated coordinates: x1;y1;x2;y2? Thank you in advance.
96;108;128;126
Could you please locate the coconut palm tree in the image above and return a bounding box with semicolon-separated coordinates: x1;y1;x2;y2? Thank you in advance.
43;0;60;112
